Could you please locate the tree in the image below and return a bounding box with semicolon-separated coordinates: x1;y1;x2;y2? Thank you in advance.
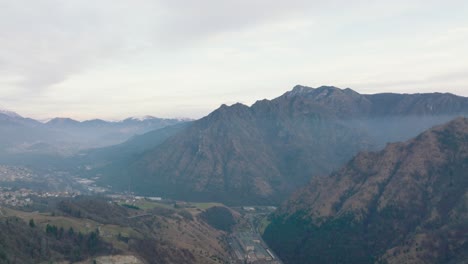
45;224;58;237
87;231;100;254
58;227;64;239
68;227;75;237
29;219;35;228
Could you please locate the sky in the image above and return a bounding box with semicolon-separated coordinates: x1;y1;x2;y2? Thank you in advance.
0;0;467;120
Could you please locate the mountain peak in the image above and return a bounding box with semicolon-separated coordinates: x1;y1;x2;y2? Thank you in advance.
316;85;340;90
285;85;356;99
217;102;249;111
46;117;81;126
313;85;344;97
285;85;314;97
0;108;22;118
209;103;251;120
292;84;313;92
125;115;157;122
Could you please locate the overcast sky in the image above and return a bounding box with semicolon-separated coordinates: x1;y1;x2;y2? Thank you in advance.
0;0;467;120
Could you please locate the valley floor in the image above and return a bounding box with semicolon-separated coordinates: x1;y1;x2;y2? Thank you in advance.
228;206;283;264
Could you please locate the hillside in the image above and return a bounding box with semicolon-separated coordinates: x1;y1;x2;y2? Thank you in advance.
76;122;190;170
263;117;468;264
97;85;468;204
0;197;231;264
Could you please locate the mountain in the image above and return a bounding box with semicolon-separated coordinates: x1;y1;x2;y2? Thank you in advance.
0;110;43;127
0;108;22;118
0;110;55;151
285;85;468;117
77;122;191;170
97;85;468;204
263;117;468;264
44;116;186;148
98;99;372;204
45;117;81;127
0;111;188;167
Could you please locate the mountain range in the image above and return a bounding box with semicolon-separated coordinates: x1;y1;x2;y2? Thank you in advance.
1;86;467;263
89;85;468;204
0;110;187;166
263;117;468;264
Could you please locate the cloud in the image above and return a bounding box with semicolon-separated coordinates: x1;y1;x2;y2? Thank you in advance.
0;0;354;92
0;0;467;119
153;1;315;44
341;69;468;97
0;0;427;93
0;1;157;92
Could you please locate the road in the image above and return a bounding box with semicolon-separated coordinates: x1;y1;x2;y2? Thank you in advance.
227;206;283;264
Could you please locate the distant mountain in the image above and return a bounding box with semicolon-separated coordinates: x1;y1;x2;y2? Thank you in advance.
0;109;43;127
97;86;468;204
0;108;22;118
44;115;186;148
0;110;53;149
77;122;191;170
263;117;468;264
46;117;81;127
0;111;188;167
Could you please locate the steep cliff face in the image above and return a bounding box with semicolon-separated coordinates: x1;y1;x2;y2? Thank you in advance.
264;117;468;264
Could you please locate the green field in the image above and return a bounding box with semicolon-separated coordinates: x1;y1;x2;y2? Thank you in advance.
135;200;174;210
258;216;271;235
193;202;224;210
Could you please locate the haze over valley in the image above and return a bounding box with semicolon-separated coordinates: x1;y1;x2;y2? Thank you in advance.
1;1;468;263
1;86;467;263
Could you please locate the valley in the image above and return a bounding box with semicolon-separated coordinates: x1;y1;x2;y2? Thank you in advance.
0;182;286;264
0;157;286;263
0;161;285;263
0;86;467;263
2;2;468;262
227;206;282;264
0;195;230;263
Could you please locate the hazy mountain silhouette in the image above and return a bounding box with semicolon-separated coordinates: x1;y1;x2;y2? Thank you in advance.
0;110;187;166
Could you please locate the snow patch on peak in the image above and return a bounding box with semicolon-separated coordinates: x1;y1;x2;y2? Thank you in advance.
131;115;157;121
